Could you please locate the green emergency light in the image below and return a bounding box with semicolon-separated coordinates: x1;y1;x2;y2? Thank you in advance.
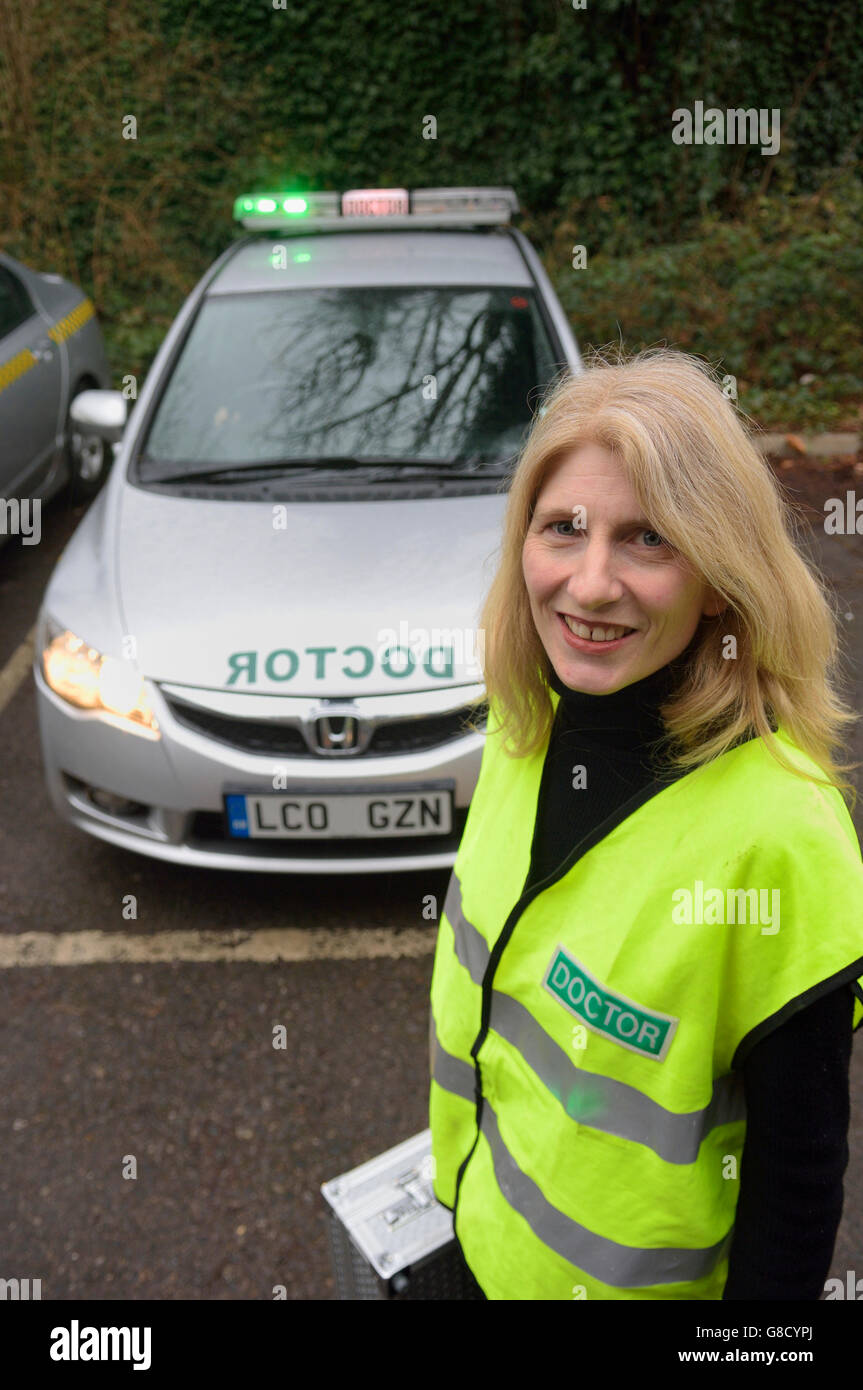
233;193;310;220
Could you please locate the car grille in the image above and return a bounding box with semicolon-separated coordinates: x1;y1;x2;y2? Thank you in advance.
165;699;487;757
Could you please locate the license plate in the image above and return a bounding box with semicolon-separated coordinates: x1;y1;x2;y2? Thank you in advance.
225;786;453;839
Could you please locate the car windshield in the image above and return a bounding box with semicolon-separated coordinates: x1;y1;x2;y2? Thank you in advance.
137;284;561;478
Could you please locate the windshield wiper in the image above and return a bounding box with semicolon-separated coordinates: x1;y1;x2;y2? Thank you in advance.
142;455;513;484
142;457;377;484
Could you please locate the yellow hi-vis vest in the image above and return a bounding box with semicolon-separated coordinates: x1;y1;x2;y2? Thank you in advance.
429;688;863;1300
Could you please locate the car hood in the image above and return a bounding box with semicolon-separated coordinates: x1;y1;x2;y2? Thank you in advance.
116;486;507;694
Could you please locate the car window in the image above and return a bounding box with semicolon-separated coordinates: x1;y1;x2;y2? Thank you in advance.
138;284;561;476
0;266;36;339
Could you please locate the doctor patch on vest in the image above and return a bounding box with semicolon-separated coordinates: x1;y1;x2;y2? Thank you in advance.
543;945;679;1061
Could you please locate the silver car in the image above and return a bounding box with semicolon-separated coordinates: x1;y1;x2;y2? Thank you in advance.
33;186;582;874
0;249;112;537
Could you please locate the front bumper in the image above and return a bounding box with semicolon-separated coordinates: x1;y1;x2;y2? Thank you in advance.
33;669;486;874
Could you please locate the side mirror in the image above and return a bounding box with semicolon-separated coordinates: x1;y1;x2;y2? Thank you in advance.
70;390;128;443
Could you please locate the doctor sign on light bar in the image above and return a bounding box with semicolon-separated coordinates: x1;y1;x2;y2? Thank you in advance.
232;186;519;230
342;188;410;216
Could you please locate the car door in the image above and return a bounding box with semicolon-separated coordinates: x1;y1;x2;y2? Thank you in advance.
0;262;64;497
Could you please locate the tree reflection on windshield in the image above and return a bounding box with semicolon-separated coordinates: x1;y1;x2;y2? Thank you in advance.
141;285;560;475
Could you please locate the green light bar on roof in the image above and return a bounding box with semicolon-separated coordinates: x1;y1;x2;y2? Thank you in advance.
232;186;519;231
232;192;341;223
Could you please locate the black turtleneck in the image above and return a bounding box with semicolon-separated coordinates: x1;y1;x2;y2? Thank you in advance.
525;653;687;890
520;651;853;1301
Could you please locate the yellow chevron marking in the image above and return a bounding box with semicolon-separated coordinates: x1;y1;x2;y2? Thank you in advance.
47;296;95;344
0;347;38;391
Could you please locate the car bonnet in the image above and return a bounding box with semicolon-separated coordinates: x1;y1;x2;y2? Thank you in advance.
114;484;507;695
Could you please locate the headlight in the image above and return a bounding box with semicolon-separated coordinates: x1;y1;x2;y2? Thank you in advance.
40;616;160;738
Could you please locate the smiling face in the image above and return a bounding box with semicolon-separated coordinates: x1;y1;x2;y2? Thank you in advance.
521;443;724;695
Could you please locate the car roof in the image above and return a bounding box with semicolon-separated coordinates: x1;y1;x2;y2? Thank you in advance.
0;249;74;299
0;249;37;286
208;228;534;295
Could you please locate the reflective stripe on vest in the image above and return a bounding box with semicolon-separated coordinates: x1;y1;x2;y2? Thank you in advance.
479;1098;733;1287
444;869;489;984
430;1016;475;1103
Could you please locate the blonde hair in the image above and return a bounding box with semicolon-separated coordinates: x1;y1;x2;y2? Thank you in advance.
470;346;858;808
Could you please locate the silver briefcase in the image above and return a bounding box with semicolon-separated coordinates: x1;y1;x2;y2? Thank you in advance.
321;1129;484;1300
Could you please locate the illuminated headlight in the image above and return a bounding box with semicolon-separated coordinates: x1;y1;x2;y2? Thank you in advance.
39;616;160;738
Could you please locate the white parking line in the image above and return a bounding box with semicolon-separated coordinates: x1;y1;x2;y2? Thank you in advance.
0;624;36;717
0;926;437;967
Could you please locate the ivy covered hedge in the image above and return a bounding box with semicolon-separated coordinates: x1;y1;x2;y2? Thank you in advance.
1;0;860;426
553;171;863;429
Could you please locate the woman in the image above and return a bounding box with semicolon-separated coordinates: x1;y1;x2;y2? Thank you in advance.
428;347;863;1301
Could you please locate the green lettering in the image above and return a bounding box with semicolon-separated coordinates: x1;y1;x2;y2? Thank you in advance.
226;651;257;686
306;646;336;679
265;649;298;682
424;646;454;679
381;646;415;679
342;646;373;678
